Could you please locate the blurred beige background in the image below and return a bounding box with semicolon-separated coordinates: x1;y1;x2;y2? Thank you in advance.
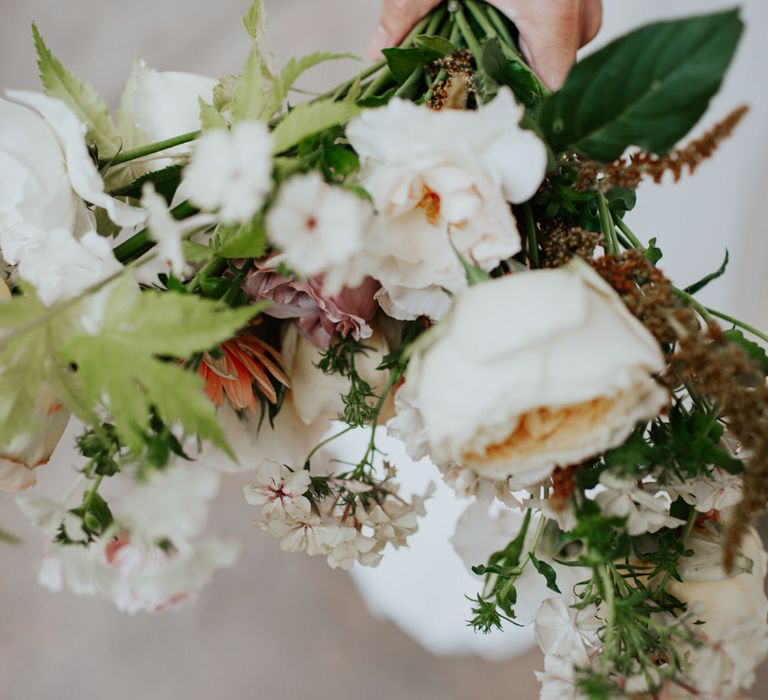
1;1;767;699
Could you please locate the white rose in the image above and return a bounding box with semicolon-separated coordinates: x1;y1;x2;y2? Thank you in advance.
668;526;768;640
346;88;547;320
118;60;216;171
403;259;668;484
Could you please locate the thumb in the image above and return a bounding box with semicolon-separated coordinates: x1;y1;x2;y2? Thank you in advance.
367;0;441;59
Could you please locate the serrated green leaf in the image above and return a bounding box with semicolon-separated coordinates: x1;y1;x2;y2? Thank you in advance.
60;278;260;453
272;99;360;154
265;52;358;119
724;329;768;375
182;241;216;263
242;0;265;41
110;165;183;204
32;23;120;154
684;249;729;295
232;47;265;123
540;10;744;160
199;97;228;131
217;219;268;258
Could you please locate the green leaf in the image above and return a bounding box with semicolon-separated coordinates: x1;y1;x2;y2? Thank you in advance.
529;553;561;593
242;0;265;41
199;97;228;130
32;23;120;154
60;278;259;454
322;143;360;178
217;219;268;258
684;249;729;295
724;329;768;375
232;47;265;123
481;38;543;106
413;35;457;60
645;237;663;265
381;47;424;84
182;241;216;263
110;165;183;204
540;10;744;160
266;52;358;118
272;99;360;154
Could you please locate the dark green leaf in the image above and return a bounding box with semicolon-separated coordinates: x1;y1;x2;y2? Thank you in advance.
529;553;561;593
110;165;183;204
413;34;457;60
381;47;425;84
481;38;543;106
540;10;744;160
724;329;768;375
645;237;663;265
684;249;729;294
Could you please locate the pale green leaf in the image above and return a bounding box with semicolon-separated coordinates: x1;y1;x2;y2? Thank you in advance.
32;23;120;154
199;97;228;130
217;219;267;258
60;278;261;453
265;53;358;118
242;0;265;41
232;47;265;123
272;99;360;154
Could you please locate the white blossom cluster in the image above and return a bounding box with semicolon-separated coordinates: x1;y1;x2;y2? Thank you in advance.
243;459;431;570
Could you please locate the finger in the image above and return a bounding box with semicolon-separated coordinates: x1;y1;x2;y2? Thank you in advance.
487;0;587;90
579;0;603;46
367;0;441;59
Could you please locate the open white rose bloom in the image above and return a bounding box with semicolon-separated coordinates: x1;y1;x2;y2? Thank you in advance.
1;2;767;697
398;259;668;486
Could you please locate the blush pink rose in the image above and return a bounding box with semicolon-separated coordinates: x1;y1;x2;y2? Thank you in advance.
243;268;380;349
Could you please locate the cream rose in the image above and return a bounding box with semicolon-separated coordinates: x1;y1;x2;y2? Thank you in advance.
346;88;547;320
400;259;668;484
668;526;768;639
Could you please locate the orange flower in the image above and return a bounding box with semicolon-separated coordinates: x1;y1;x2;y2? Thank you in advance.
199;330;289;412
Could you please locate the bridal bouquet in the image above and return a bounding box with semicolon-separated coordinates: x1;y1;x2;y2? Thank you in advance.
2;0;765;696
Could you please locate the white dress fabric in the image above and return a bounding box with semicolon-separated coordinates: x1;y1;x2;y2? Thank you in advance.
347;0;768;659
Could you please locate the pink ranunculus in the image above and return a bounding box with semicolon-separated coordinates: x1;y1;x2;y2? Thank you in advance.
242;267;380;349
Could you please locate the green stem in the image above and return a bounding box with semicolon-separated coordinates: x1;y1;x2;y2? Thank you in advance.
464;0;496;37
83;475;104;510
453;5;484;66
706;307;768;344
100;131;200;169
523;202;539;268
304;425;355;465
484;2;517;48
672;286;712;323
596;191;618;255
615;217;644;249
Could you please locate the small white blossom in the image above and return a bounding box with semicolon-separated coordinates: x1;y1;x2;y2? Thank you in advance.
666;467;743;513
243;459;312;521
323;525;378;570
119;465;220;548
182;121;273;223
534;598;600;666
596;473;685;536
266;172;370;292
16;493;87;541
535;656;583;700
260;513;327;555
142;183;187;277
